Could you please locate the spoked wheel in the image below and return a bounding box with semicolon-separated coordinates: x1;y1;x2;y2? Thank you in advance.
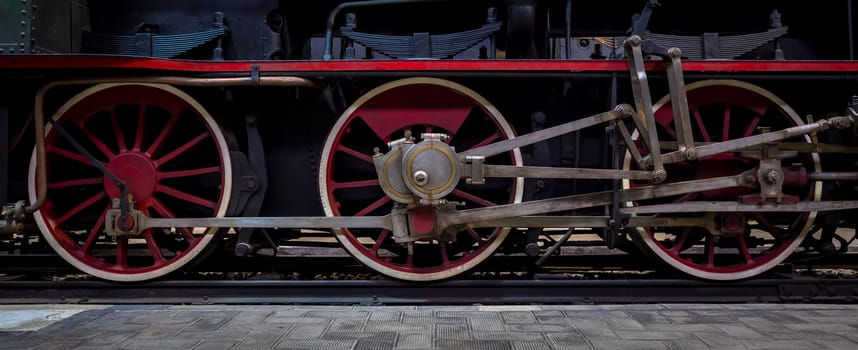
320;78;523;281
624;80;820;280
29;84;232;282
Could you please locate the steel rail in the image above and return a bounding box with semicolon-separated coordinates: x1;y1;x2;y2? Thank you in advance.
0;278;856;304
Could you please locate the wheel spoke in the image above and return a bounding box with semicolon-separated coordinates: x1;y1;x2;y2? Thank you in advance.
721;106;731;141
466;228;483;245
751;213;785;241
48;146;101;167
149;199;197;243
370;230;390;255
439;241;450;264
109;108;128;151
450;189;497;207
335;144;373;164
79;126;115;159
657;119;677;139
142;231;166;262
48;177;103;189
331;179;380;190
737;234;754;264
54;192;107;225
742;115;762;138
465;132;501;151
82;205;109;253
115;237;128;269
155;132;209;167
705;236;716;267
671;227;692;253
156;184;217;209
146;114;182;157
133;104;146;151
692;109;712;143
158;166;221;180
354;196;391;217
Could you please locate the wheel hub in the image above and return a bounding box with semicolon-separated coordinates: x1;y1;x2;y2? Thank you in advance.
104;152;158;202
374;132;459;206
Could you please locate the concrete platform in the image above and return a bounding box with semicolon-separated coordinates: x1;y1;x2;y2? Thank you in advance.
0;304;857;349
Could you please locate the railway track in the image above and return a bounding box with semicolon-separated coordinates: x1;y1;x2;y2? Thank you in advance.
0;276;856;305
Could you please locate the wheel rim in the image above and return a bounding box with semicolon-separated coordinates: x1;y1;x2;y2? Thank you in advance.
29;83;232;282
624;80;820;280
319;78;523;281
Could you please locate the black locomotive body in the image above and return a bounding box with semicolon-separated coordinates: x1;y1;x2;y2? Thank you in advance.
0;0;857;282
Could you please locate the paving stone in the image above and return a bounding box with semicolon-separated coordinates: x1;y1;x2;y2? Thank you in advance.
511;340;553;350
435;339;513;349
736;317;784;332
437;324;472;340
534;310;564;317
328;319;364;331
664;339;711;350
590;340;668;350
285;324;329;339
478;306;541;311
272;310;308;318
305;311;368;319
563;310;608;318
663;304;725;310
30;340;82;349
76;332;132;346
782;323;856;331
0;338;45;349
714;325;765;339
550;305;604;311
603;316;646;330
536;315;569;324
692;331;745;347
546;333;590;349
237;331;287;348
508;323;572;332
322;331;396;341
738;340;819;349
193;340;237;350
501;311;537;324
368;312;400;323
469;316;505;332
658;310;692;317
177;330;250;341
395;333;432;349
182;312;239;331
629;311;672;324
113;305;171;311
645;324;720;332
473;332;545;341
437;311;496;318
129;323;190;339
805;316;858;325
568;318;609;330
436;317;466;324
276;339;355;349
602;304;665;311
266;317;331;324
220;311;275;330
615;330;692;340
120;338;202;349
355;338;395;350
401;311;434;324
364;323;432;333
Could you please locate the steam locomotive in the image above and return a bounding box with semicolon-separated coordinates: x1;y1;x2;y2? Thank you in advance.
1;0;857;282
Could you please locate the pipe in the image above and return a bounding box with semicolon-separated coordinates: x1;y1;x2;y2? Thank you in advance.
28;75;319;214
323;0;456;61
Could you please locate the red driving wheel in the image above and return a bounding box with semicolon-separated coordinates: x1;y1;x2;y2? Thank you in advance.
624;80;819;280
319;78;523;281
29;84;232;281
